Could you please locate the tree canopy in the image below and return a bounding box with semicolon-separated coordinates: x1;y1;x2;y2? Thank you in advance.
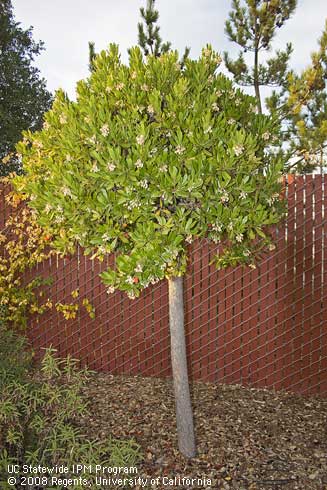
0;0;52;176
15;44;284;298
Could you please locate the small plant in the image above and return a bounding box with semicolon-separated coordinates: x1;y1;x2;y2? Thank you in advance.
0;324;33;386
0;340;141;489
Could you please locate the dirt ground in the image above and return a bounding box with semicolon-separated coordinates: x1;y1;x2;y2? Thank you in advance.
80;374;327;490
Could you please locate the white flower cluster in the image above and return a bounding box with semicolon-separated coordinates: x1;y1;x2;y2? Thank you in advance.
136;135;145;145
233;144;244;156
212;102;220;112
107;162;116;171
147;105;155;115
159;164;168;173
220;191;229;204
135;159;143;169
100;124;109;137
212;223;222;232
44;203;52;214
61;186;72;197
88;135;97;145
262;131;271;141
126;199;140;210
240;191;247;199
91;163;99;172
236;233;243;242
266;192;280;206
139;179;149;189
175;145;185;155
59;114;67;124
148;276;160;285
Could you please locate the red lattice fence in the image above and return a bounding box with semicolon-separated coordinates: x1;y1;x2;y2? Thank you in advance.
1;175;326;396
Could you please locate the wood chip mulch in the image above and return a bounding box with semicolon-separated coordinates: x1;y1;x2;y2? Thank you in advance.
80;374;327;490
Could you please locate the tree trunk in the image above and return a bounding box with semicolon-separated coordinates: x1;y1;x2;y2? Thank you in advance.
254;45;262;114
254;17;262;114
168;275;196;458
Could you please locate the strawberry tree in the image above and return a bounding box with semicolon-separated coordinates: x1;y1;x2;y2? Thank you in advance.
14;44;285;458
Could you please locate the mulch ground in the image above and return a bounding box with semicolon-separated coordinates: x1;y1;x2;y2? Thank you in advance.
80;374;327;490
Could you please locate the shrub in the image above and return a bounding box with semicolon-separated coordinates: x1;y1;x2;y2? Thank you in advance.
0;342;141;489
0;185;96;329
0;324;33;387
0;187;54;328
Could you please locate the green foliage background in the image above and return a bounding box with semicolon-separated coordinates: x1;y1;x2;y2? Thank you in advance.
0;0;52;176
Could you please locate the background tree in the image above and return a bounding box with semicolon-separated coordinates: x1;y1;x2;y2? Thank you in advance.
0;0;52;176
138;0;190;65
14;44;285;458
88;41;96;72
224;0;297;114
138;0;171;57
267;20;327;172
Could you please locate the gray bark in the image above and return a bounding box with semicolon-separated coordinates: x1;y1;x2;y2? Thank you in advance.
168;275;196;458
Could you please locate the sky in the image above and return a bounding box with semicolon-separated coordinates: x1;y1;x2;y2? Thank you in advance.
11;0;327;100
